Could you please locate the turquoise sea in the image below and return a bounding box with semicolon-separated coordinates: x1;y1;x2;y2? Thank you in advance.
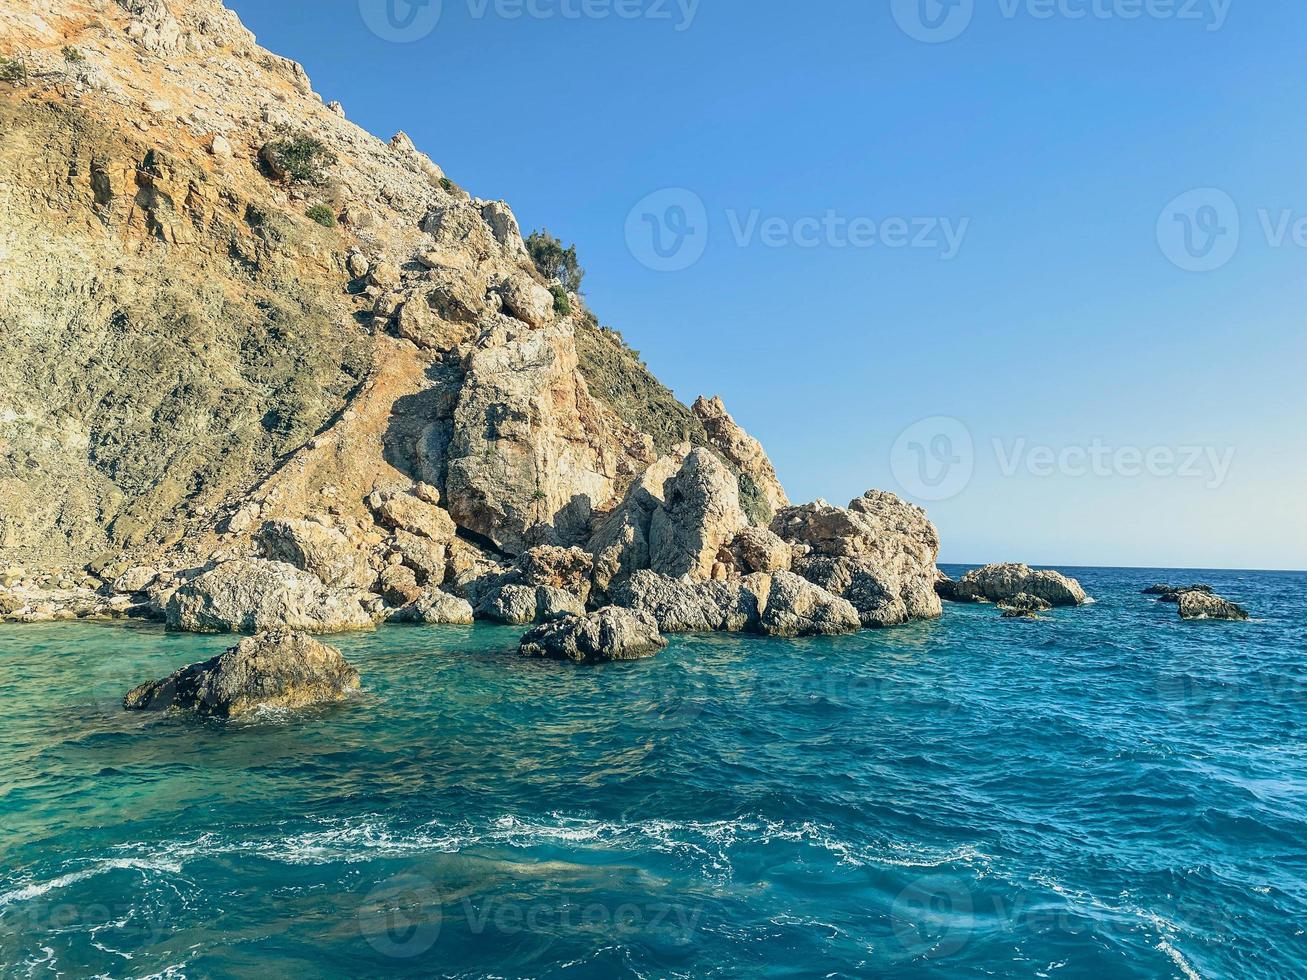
1;566;1304;978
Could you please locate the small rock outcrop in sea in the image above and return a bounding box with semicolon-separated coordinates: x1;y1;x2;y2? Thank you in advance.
1001;608;1040;620
610;570;764;633
165;559;375;634
1143;584;1214;603
390;589;475;625
123;629;361;718
1177;591;1249;621
519;608;668;663
946;563;1089;607
998;593;1054;615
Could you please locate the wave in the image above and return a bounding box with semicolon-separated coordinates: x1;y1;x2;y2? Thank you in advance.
0;857;182;910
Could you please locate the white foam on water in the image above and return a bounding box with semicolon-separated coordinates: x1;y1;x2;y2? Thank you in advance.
1158;939;1203;980
0;857;181;909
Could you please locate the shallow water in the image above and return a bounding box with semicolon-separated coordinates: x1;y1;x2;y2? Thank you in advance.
1;566;1304;978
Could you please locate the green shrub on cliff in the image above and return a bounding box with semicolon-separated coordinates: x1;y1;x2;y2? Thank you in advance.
549;284;571;317
306;204;337;228
0;58;27;84
261;132;337;184
526;230;585;294
62;46;86;64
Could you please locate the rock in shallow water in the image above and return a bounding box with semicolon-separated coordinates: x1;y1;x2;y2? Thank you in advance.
123;629;361;718
519;607;668;663
948;563;1088;607
1177;591;1249;621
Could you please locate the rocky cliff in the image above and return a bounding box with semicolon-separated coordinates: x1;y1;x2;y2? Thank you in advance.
0;0;941;635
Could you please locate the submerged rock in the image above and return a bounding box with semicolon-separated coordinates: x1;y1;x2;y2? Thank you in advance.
519;607;668;663
998;593;1053;614
123;629;361;718
948;563;1088;607
1177;591;1249;621
165;559;375;634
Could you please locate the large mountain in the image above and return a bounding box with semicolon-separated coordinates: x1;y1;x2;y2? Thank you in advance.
0;0;786;571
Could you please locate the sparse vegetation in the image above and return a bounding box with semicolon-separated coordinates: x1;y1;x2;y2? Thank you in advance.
0;57;28;84
549;284;571;317
61;46;85;63
526;229;585;294
306;204;337;228
261;132;337;184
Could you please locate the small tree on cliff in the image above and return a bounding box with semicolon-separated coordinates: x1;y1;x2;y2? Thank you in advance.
526;230;585;294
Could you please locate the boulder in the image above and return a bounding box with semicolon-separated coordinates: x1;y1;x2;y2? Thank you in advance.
1178;591;1249;621
948;563;1088;608
378;564;423;606
369;489;457;544
773;491;942;627
499;273;554;328
165;559;374;634
648;449;748;581
475;583;585;625
519;607;667;664
729;526;792;574
1001;608;1040;620
588;451;688;596
392;589;475;625
757;570;861;638
113;565;160;594
609;569;762;633
256;519;373;589
390;530;447;586
123;629;360;718
516;546;593;604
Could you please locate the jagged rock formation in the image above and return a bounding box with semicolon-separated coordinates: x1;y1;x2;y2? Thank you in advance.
0;0;952;637
123;628;360;717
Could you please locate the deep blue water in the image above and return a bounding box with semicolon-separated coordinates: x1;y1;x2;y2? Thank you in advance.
1;566;1304;978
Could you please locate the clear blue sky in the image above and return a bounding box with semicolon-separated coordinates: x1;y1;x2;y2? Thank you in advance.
229;0;1306;570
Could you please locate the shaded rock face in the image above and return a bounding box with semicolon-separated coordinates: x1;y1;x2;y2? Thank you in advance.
519;607;667;664
256;520;373;590
949;563;1088;608
757;571;862;638
1178;591;1249;621
691;396;789;522
610;570;763;634
475;583;585;625
123;629;360;718
648;449;747;581
998;593;1053;614
517;546;593;605
728;526;792;575
772;491;943;627
165;559;374;634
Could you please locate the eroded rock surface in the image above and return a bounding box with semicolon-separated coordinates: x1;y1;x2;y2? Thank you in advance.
165;559;374;633
519;607;667;663
948;563;1088;608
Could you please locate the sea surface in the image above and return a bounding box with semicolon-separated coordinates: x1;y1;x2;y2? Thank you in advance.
1;566;1304;978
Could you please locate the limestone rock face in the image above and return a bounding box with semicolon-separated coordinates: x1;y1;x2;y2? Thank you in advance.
757;571;861;638
648;450;747;581
256;519;373;590
609;570;762;633
692;396;789;521
949;563;1088;608
369;490;457;544
588;451;688;598
772;491;942;627
123;629;360;718
519;607;667;664
165;559;374;634
1178;591;1249;621
517;546;593;605
499;273;554;328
